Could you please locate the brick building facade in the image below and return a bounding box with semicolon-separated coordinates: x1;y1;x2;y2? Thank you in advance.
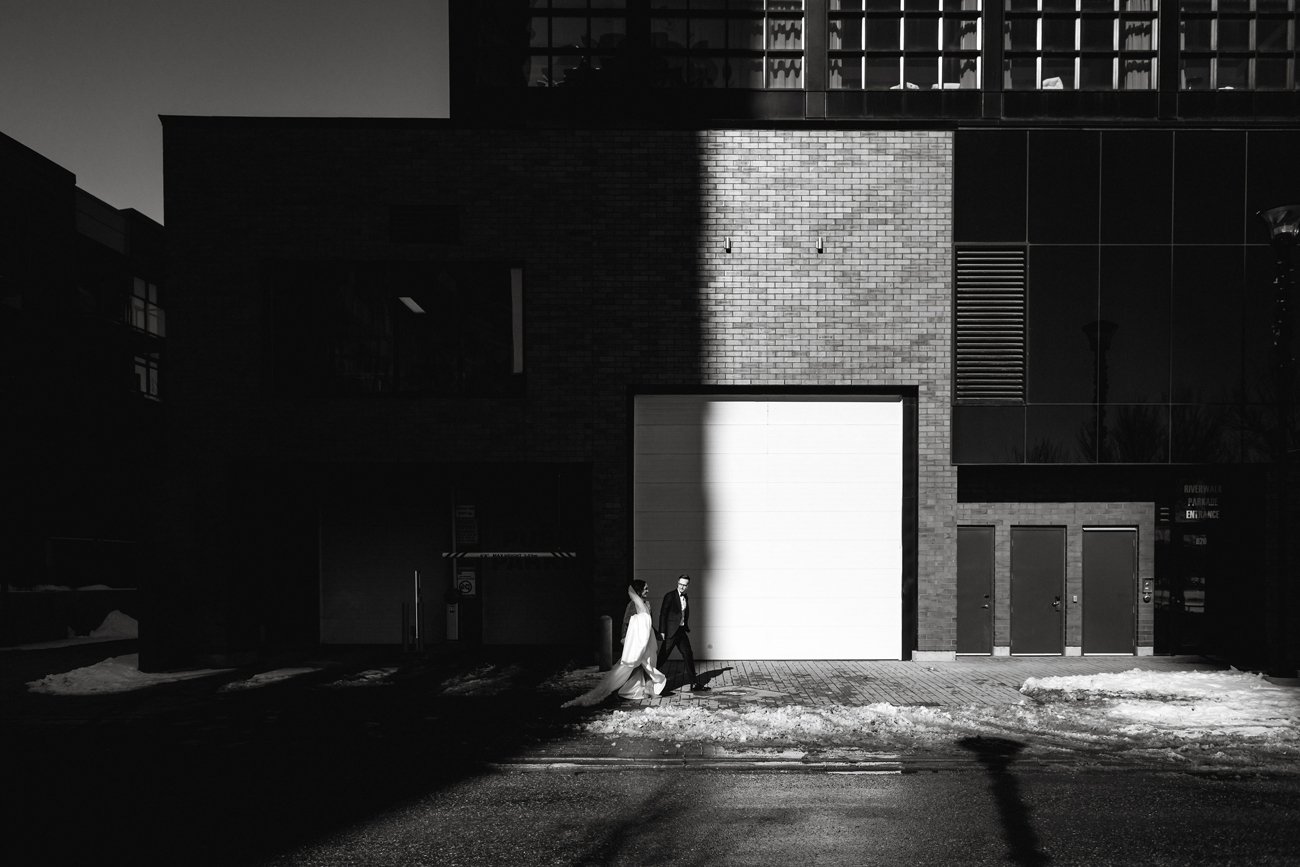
151;2;1300;671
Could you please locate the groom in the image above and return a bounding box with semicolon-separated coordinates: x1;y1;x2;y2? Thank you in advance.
656;574;709;692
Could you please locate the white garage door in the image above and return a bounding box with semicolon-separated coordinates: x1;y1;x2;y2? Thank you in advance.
633;394;903;660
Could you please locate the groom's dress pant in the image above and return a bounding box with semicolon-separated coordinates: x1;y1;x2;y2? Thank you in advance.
657;628;697;686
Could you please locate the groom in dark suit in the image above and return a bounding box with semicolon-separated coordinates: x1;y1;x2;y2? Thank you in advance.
656;574;709;692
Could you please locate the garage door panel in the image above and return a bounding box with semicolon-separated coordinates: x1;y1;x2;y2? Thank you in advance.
696;587;898;623
702;627;896;660
642;539;882;571
765;398;901;425
765;452;899;484
638;510;897;542
635;425;709;456
768;424;902;455
765;482;902;508
638;482;902;513
634;454;709;483
708;538;897;571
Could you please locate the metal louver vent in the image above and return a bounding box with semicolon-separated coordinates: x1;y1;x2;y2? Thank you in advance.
955;248;1025;402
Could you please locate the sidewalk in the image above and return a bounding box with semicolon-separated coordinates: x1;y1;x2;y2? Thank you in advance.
516;654;1300;768
635;654;1253;709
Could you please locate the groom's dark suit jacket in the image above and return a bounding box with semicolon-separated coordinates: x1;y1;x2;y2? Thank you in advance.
659;589;690;637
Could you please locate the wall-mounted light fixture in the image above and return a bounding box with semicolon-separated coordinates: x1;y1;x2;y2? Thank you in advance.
817;236;824;254
724;236;732;253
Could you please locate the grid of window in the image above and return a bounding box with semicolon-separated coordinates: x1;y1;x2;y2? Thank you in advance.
1004;0;1160;90
526;0;630;87
127;277;165;337
650;0;805;88
830;0;983;90
1180;0;1298;90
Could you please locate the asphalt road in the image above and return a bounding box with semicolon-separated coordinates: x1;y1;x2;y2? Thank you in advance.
264;765;1300;866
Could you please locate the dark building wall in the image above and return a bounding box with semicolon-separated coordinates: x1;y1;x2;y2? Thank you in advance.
159;118;955;663
1;134;163;645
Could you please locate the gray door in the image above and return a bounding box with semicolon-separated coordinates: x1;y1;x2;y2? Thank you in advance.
957;526;994;653
1083;528;1136;654
1010;527;1064;654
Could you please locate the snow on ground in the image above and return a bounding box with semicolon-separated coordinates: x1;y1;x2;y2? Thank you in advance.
26;654;231;696
325;667;401;688
439;663;526;696
578;668;1300;768
219;667;321;692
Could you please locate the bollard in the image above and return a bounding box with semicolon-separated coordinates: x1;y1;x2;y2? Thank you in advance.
597;615;612;671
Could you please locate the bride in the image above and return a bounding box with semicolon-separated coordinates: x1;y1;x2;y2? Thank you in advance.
563;580;667;707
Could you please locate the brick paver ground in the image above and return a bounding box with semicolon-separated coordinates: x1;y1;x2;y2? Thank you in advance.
647;655;1239;709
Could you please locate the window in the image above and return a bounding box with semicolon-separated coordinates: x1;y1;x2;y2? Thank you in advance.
1004;0;1159;90
134;352;160;401
128;277;165;337
649;0;805;88
830;0;983;90
1180;0;1298;90
524;0;629;88
269;262;525;398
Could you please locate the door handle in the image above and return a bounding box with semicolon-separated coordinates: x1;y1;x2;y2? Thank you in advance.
1052;596;1062;610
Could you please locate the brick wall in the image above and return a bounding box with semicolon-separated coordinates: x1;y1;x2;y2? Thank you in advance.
162;119;955;656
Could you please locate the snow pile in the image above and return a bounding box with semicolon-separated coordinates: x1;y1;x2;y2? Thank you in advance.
325;667;400;688
585;703;968;747
89;610;138;640
26;654;230;696
1021;668;1276;703
1021;668;1300;755
584;702;998;749
440;663;524;696
219;667;320;692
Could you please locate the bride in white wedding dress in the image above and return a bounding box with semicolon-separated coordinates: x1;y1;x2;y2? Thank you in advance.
562;580;667;707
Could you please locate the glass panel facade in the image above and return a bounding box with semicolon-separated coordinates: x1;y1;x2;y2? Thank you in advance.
645;0;806;88
1003;0;1160;89
1179;0;1299;90
954;129;1287;466
830;0;982;88
480;1;1300;95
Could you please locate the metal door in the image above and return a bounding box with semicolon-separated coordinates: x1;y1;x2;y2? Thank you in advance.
1083;528;1136;654
957;526;994;653
1010;527;1064;654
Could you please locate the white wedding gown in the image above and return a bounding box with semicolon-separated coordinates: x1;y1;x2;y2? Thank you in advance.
563;611;667;707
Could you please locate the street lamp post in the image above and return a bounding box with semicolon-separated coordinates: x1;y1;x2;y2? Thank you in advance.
1256;205;1299;676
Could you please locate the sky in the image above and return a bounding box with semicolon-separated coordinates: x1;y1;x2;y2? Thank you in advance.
0;1;449;225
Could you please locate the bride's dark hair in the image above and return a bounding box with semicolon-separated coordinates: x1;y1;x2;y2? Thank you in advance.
629;579;647;595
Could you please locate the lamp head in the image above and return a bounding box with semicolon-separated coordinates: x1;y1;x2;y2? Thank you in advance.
1258;205;1300;247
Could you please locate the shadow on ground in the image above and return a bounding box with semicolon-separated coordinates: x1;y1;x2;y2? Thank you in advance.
959;735;1052;866
1;645;586;866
